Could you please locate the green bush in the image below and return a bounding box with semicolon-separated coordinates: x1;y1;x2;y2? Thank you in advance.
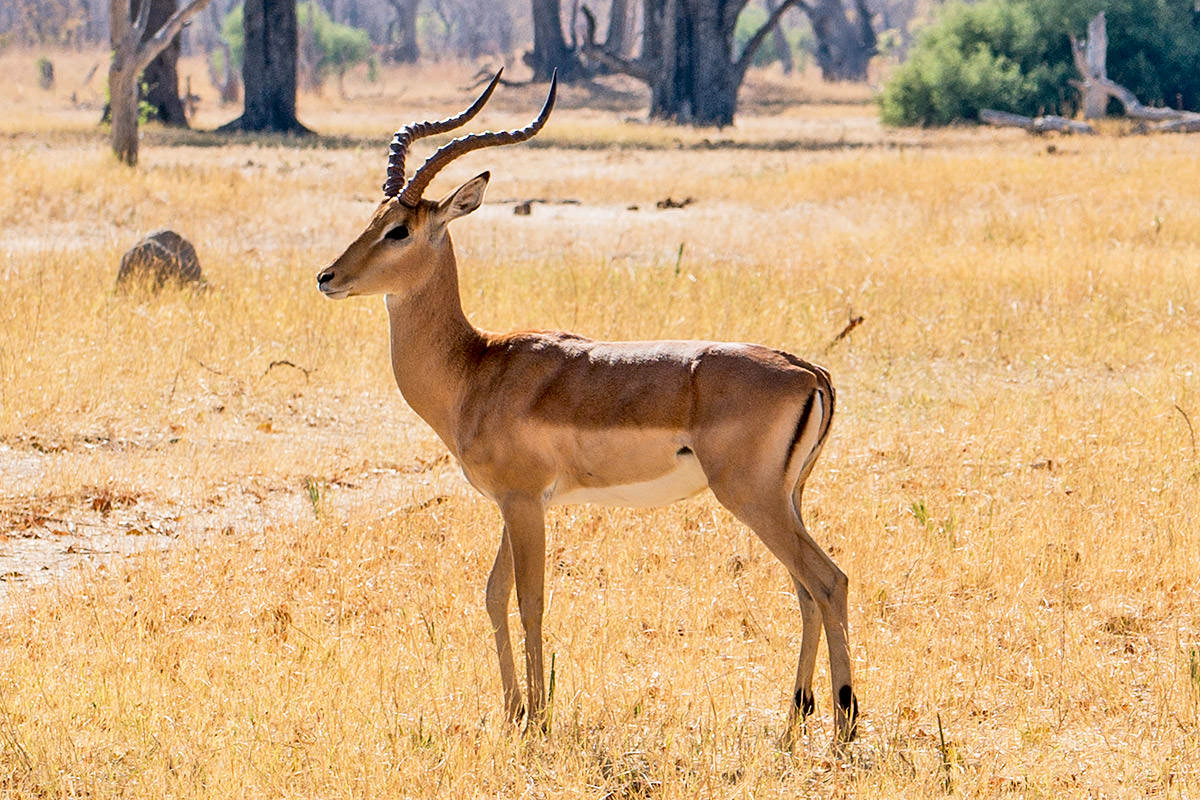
222;2;372;84
879;0;1072;125
880;0;1200;126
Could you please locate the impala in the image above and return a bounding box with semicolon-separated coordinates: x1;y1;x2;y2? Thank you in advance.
316;72;859;745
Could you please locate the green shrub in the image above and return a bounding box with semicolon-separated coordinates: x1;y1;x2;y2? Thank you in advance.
879;0;1072;126
880;0;1200;126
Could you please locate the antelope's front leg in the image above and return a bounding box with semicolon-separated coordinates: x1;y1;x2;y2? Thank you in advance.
499;493;548;732
486;526;523;722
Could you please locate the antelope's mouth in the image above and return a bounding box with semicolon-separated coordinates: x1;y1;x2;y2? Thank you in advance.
319;285;351;300
316;268;351;299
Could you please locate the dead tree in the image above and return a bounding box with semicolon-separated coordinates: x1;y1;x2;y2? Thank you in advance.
1069;12;1200;126
109;0;210;166
983;12;1200;136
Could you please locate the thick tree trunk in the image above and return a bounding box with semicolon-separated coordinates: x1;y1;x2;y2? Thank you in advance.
384;0;419;63
140;0;188;126
645;0;735;124
649;0;796;126
605;0;631;55
529;0;583;81
585;0;798;125
803;0;874;81
221;0;312;134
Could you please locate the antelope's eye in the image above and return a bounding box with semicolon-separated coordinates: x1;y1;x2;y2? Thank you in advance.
385;225;409;241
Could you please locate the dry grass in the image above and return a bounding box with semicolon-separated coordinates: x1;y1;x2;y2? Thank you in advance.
1;47;1199;797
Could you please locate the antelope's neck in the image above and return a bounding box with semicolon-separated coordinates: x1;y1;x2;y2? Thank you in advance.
384;247;483;449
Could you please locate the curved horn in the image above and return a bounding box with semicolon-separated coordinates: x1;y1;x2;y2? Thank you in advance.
382;70;503;198
397;71;558;207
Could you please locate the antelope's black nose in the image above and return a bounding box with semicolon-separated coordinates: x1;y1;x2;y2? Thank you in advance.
317;269;334;287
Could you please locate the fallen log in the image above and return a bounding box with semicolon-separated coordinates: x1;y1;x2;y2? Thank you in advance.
1145;117;1200;134
979;109;1095;135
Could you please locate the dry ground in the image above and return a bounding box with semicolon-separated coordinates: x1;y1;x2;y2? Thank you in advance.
0;49;1198;797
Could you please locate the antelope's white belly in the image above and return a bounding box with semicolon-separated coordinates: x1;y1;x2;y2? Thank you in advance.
548;450;708;508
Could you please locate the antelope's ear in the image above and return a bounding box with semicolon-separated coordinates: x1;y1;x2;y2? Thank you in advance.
435;171;489;224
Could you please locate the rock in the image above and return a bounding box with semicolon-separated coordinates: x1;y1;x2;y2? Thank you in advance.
116;230;204;292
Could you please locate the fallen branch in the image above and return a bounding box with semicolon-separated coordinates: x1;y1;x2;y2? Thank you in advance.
823;314;865;353
264;359;313;379
1175;404;1197;459
979;109;1095;135
579;5;654;82
464;68;533;91
384;494;449;518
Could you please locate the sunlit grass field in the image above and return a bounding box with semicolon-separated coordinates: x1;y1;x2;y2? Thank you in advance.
1;48;1198;797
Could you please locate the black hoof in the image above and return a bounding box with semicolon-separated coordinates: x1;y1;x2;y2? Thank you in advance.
794;687;815;718
837;684;859;741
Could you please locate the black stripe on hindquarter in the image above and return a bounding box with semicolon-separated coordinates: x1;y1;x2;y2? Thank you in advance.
784;393;817;473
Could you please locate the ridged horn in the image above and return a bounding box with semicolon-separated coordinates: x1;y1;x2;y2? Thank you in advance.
382;70;503;198
397;71;558;208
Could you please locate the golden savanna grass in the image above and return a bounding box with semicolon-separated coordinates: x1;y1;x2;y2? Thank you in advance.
1;48;1198;797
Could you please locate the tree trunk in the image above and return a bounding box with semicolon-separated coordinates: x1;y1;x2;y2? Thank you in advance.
110;60;141;164
140;0;188;126
1077;12;1109;119
109;0;210;166
221;0;312;134
584;0;799;125
605;0;631;55
803;0;874;81
649;0;796;126
529;0;583;81
384;0;419;63
765;0;793;74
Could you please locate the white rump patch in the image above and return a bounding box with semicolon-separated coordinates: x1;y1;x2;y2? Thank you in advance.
791;393;824;477
549;451;708;508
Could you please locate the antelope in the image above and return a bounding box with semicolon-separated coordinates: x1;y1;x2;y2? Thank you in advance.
316;72;859;745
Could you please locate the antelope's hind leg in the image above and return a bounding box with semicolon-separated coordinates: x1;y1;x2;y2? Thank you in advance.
716;487;858;745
